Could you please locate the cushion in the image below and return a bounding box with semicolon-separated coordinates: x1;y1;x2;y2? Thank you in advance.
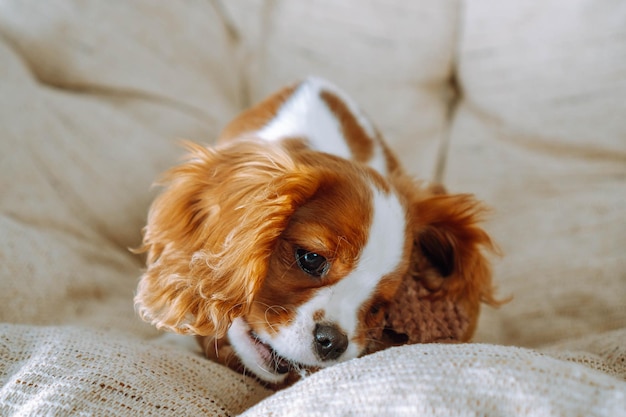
242;335;626;416
0;0;238;330
0;324;271;415
446;0;626;347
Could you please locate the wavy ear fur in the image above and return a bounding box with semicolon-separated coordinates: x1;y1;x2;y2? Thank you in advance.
409;187;503;337
134;140;320;337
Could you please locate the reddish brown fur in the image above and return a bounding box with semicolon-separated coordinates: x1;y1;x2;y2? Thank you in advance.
318;89;401;176
219;85;297;143
392;176;502;341
412;193;499;311
319;90;375;163
135;140;322;337
239;152;376;336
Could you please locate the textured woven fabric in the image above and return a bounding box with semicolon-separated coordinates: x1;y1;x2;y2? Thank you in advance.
542;328;626;381
0;325;271;416
242;341;626;417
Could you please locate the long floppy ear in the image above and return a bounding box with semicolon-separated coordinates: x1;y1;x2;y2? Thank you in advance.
410;189;503;338
134;140;319;337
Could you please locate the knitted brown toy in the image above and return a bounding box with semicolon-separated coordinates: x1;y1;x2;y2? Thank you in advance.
367;184;503;353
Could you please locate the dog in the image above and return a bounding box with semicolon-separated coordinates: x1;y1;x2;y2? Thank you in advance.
134;77;498;387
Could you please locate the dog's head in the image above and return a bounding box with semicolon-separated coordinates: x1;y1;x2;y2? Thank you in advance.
135;138;413;383
134;79;498;385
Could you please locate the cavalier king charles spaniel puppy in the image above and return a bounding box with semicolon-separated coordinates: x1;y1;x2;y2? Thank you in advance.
135;77;499;387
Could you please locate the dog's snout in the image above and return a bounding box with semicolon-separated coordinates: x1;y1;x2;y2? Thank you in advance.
314;323;348;361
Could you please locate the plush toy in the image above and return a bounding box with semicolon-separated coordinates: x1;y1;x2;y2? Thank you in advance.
382;271;475;346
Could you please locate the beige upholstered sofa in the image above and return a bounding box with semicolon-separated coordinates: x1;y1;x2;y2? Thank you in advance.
1;1;625;415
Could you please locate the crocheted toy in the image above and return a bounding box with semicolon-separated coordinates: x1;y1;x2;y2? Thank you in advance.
383;269;474;345
374;254;481;350
368;186;502;352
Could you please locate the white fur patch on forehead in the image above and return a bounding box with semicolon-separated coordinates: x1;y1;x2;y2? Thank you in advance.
323;184;407;334
257;77;388;174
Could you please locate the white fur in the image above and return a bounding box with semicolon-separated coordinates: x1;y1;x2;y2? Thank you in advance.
228;318;288;384
252;183;407;368
258;77;389;175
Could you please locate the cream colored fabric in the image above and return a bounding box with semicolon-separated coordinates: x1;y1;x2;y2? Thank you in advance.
0;324;272;415
0;0;238;330
243;336;626;416
544;328;626;380
1;0;625;416
447;0;626;347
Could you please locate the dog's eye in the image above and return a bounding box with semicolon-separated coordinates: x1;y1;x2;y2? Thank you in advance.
295;249;329;277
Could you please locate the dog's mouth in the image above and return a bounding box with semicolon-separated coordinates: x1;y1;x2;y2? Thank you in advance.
248;330;292;375
228;317;316;384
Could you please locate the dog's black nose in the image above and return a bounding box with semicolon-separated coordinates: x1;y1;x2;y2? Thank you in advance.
314;323;348;361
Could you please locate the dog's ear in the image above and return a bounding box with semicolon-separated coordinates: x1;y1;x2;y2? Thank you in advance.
134;140;319;337
410;190;502;337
